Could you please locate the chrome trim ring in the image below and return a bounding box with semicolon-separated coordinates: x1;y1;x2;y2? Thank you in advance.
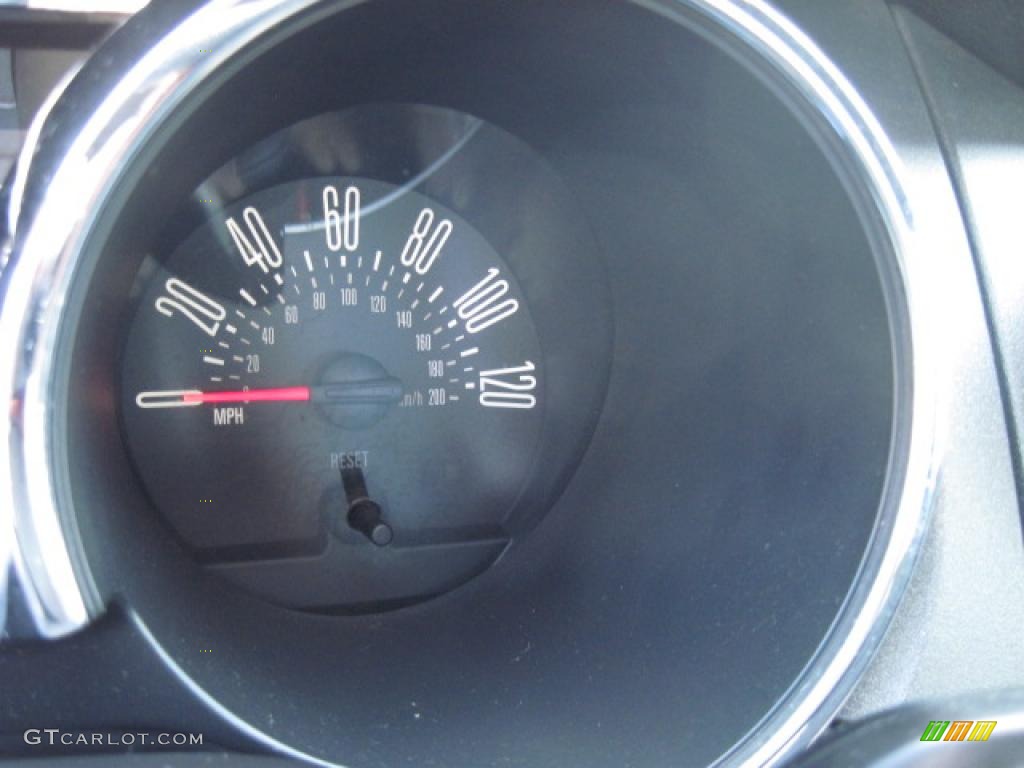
1;55;92;638
0;0;941;765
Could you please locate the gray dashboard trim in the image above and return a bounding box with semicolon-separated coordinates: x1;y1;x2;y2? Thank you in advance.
894;7;1024;534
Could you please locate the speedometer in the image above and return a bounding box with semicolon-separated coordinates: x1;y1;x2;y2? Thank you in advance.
117;106;610;610
0;1;937;765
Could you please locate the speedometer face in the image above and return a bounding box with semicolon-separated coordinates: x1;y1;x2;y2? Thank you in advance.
122;177;554;607
118;106;612;612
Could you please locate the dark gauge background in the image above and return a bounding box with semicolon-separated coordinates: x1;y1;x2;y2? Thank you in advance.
118;106;613;611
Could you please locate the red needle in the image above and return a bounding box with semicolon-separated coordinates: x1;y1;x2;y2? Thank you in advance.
182;386;310;405
136;378;400;410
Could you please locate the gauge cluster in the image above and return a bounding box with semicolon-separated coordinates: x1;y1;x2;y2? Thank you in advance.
119;104;610;610
47;1;914;757
11;0;1021;767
